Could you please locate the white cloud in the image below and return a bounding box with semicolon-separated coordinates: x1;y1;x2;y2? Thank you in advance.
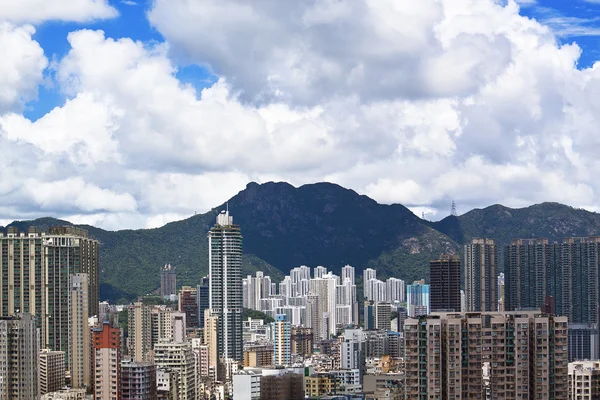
0;0;117;24
3;0;600;228
0;23;47;113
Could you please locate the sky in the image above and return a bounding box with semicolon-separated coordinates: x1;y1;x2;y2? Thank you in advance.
1;0;600;230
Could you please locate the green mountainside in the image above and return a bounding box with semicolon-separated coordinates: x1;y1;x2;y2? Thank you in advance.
6;182;600;303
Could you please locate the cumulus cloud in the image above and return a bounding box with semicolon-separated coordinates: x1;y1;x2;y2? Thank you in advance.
0;0;117;24
0;23;47;113
2;0;600;227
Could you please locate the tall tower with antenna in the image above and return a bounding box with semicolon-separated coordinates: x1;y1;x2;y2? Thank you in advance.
451;201;457;217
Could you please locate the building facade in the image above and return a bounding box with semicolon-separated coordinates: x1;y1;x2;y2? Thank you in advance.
154;341;196;399
273;314;291;366
404;311;569;399
429;254;461;312
120;361;157;400
93;323;121;400
128;302;152;362
0;314;39;399
568;360;600;400
406;280;430;317
0;227;98;355
40;349;66;395
69;273;90;390
178;286;198;329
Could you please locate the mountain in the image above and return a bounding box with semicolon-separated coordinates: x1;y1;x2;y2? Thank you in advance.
6;182;600;303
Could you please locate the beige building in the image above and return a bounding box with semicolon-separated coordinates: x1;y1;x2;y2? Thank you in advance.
128;302;152;362
291;327;313;356
39;349;65;395
154;341;197;399
404;311;569;399
151;306;174;346
304;374;341;398
69;273;90;389
203;310;219;378
41;388;87;399
243;345;273;367
569;360;600;399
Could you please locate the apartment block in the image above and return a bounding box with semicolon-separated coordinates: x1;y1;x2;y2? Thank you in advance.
404;311;569;399
569;360;600;399
128;302;152;362
93;322;121;400
120;360;157;400
40;349;65;395
0;314;39;399
291;327;313;356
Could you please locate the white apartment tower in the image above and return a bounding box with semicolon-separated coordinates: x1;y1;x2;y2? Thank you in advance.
208;210;243;365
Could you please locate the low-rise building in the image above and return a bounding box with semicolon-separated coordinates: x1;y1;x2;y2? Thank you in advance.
305;373;341;398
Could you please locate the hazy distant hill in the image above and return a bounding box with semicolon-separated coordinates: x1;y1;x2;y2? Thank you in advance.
7;182;600;302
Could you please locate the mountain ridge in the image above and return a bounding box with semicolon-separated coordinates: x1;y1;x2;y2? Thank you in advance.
4;182;600;302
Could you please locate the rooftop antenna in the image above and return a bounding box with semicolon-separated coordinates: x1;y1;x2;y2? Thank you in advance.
451;201;457;216
226;202;229;213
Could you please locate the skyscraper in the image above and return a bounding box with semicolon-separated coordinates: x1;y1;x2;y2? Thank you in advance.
464;238;498;312
273;314;292;366
208;210;243;364
0;227;98;354
341;264;355;286
0;314;39;399
429;254;460;312
69;273;90;390
160;263;177;298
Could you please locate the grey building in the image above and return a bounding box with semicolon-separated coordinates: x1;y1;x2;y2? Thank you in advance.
464;238;498;312
0;314;39;399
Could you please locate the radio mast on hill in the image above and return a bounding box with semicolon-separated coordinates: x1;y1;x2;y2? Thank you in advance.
451;201;457;216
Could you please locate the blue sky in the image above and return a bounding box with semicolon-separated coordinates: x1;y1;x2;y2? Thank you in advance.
519;0;600;67
3;0;600;229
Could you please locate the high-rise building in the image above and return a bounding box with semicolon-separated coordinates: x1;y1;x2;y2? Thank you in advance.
196;277;209;329
464;238;498;312
505;236;600;361
340;328;366;381
203;310;219;379
404;311;569;398
128;302;152;362
341;265;355;286
46;227;99;353
93;323;121;400
305;295;320;341
160;263;176;298
568;360;600;400
154;341;196;400
374;302;392;331
0;227;98;355
208;210;243;364
178;286;198;329
429;254;461;312
291;327;313;356
243;271;272;311
314;266;327;279
365;278;386;303
385;277;405;304
0;314;39;399
40;349;66;395
151;306;173;347
309;273;338;339
120;360;157;400
406;280;429;317
69;273;90;390
273;314;291;366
